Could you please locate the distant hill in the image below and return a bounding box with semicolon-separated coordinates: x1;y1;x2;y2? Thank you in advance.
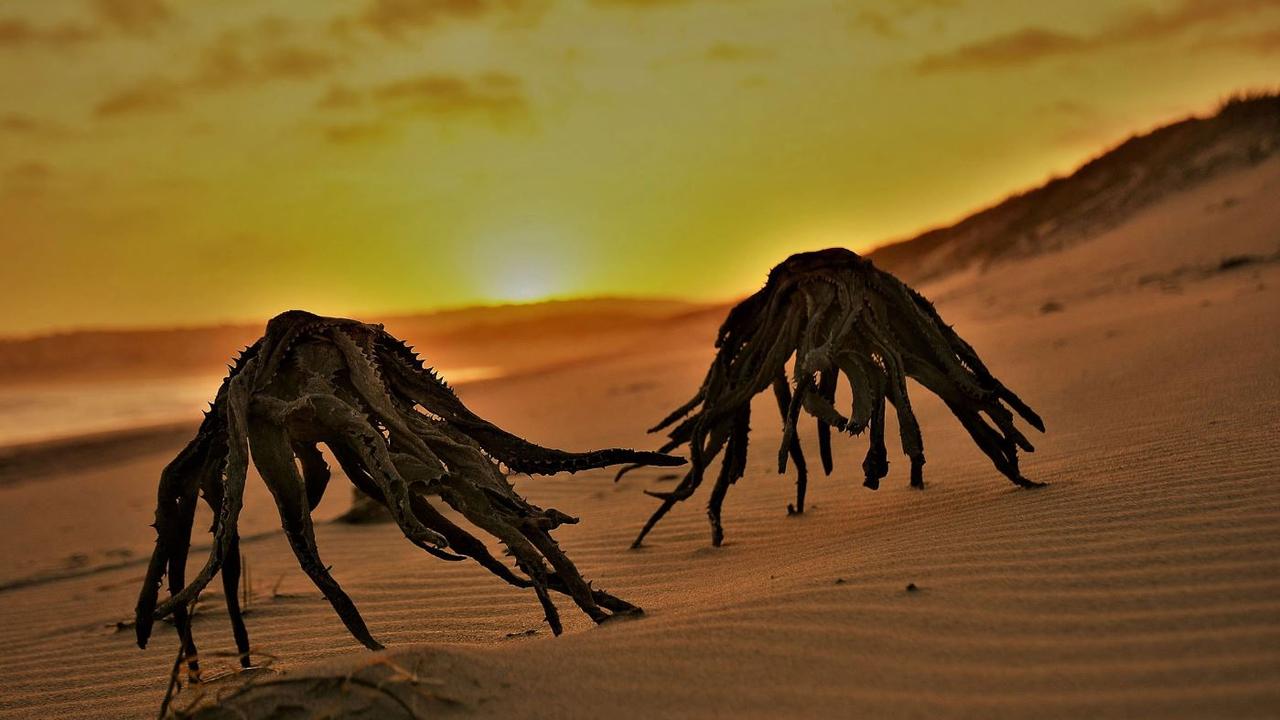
0;298;709;385
868;93;1280;283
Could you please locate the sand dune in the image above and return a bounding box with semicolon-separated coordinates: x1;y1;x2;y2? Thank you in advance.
0;143;1277;718
869;93;1279;284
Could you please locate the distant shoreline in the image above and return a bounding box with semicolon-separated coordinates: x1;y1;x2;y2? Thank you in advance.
0;362;522;488
0;421;199;488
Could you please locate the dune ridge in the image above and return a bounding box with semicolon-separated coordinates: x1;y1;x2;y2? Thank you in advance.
868;92;1280;282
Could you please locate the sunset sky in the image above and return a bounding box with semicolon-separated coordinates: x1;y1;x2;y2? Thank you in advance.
1;0;1276;335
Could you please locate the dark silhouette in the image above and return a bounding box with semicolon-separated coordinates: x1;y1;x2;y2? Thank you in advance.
621;248;1044;548
135;310;682;676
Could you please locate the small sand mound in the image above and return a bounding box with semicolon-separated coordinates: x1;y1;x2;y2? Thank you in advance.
179;650;487;719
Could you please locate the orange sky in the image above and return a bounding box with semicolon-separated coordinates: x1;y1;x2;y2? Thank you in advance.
1;0;1277;335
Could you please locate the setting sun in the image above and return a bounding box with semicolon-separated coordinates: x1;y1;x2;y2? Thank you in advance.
470;228;581;303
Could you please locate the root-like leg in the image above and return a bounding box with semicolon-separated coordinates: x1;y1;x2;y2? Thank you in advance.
519;526;612;624
470;514;563;633
706;476;732;546
707;406;750;547
772;376;809;514
909;363;1043;489
291;396;447;550
248;421;382;651
409;493;531;587
379;345;683;477
168;482;201;680
632;423;733;548
136;429;216;650
910;455;925;489
946;400;1043;488
334;441;588;620
200;469;252;670
862;394;889;490
155;369;256;620
547;577;641;615
325;442;468;563
871;339;926;489
633;466;706;548
815;369;838;476
631;493;681;549
219;534;251;668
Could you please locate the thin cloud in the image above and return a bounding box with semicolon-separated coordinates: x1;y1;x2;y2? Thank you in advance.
8;161;53;182
1035;99;1114;148
259;46;337;80
705;43;775;62
851;0;962;38
90;0;171;34
1200;28;1280;55
852;10;897;38
590;0;692;6
0;114;68;138
0;18;96;49
0;1;170;50
1041;99;1099;120
1241;28;1280;53
333;0;545;40
194;29;341;89
315;72;528;143
4;160;55;199
95;23;342;118
323;121;391;144
361;0;487;37
373;72;527;118
94;77;183;118
914;0;1277;73
915;28;1086;73
191;33;252;89
893;0;962;9
317;84;362;110
1116;0;1260;40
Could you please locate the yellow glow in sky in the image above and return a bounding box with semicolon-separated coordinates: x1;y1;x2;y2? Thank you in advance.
1;0;1277;334
475;227;580;302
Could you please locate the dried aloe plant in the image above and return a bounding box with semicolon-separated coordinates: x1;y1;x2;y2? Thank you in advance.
136;310;682;676
621;248;1045;547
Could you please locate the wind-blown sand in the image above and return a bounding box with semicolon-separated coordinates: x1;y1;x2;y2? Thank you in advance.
1;156;1278;718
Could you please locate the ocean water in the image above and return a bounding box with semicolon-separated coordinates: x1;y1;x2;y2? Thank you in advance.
0;366;501;447
0;376;223;447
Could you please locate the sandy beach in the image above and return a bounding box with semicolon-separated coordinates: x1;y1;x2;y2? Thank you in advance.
1;151;1277;718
